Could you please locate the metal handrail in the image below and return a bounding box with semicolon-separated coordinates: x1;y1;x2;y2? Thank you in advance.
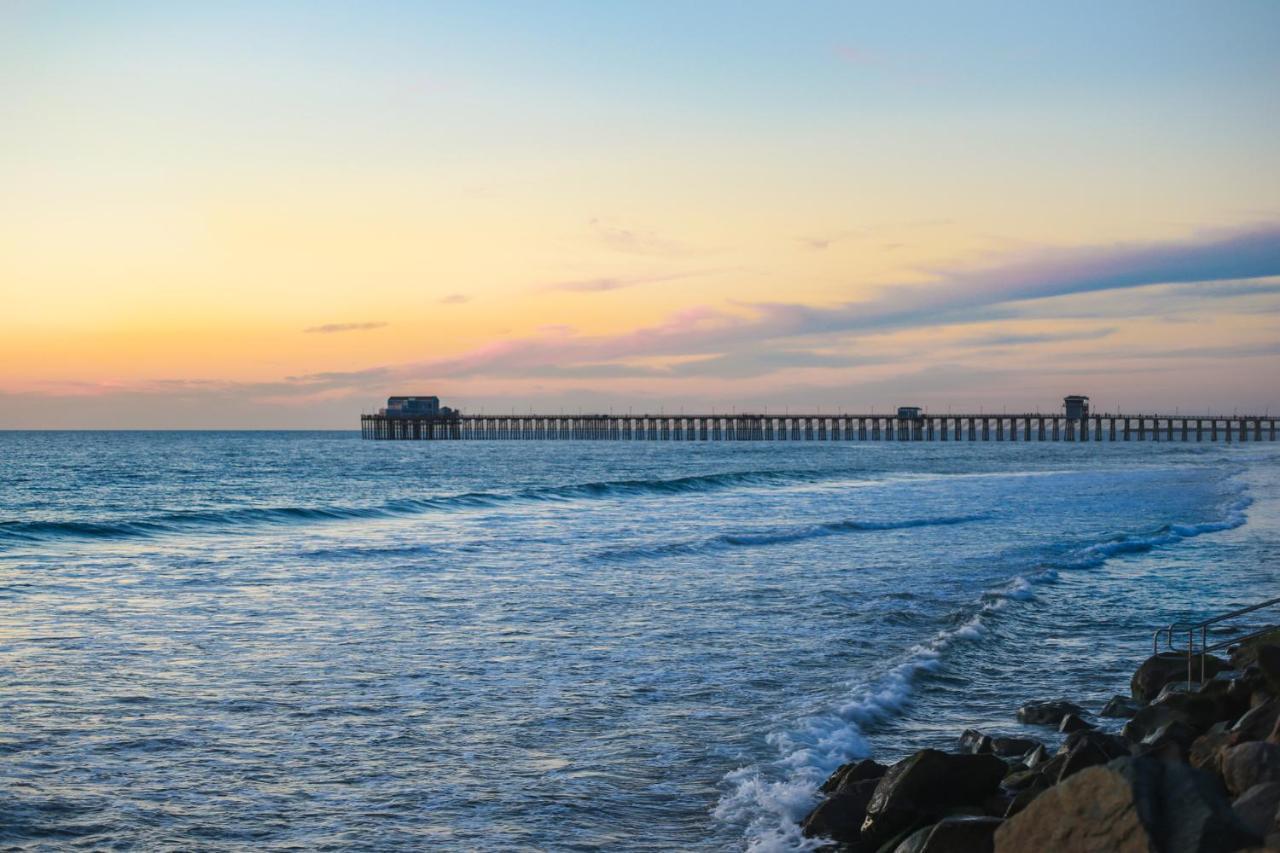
1152;597;1280;684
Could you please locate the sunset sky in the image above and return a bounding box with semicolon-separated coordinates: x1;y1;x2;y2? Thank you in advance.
3;1;1279;428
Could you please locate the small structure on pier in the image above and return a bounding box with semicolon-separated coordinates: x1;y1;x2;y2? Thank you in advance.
897;406;923;420
1063;395;1090;420
381;396;456;417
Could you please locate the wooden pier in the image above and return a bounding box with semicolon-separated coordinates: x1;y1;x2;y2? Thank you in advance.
361;412;1278;443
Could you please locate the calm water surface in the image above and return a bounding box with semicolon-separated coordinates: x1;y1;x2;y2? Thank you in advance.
1;432;1277;850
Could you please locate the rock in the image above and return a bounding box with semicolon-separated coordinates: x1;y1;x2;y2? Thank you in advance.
1023;743;1048;769
892;825;934;853
1101;694;1144;719
1222;742;1280;796
1125;692;1235;742
1234;699;1280;742
860;749;1008;850
1133;652;1228;703
1125;702;1188;742
820;758;887;794
990;736;1040;759
1255;646;1280;695
1138;720;1200;760
959;729;994;755
1058;713;1094;733
898;815;1001;853
1157;680;1199;702
1233;782;1280;837
1230;630;1280;671
801;778;878;842
1056;730;1130;782
1156;690;1239;731
1000;767;1043;792
1004;779;1048;818
1190;731;1235;775
1017;699;1083;727
993;757;1260;853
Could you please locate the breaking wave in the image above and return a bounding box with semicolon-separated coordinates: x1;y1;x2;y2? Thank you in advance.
0;468;853;547
716;485;1252;852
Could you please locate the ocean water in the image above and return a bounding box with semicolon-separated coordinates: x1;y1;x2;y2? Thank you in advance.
1;432;1278;851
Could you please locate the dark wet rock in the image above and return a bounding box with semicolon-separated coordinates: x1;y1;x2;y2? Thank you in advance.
1157;680;1199;703
1254;645;1280;695
1101;694;1144;719
1056;729;1129;782
1022;743;1048;769
1059;728;1130;759
1230;631;1280;671
802;778;878;842
1234;698;1280;743
959;729;994;755
994;756;1259;853
1004;778;1049;819
990;736;1039;759
1138;720;1201;760
1058;713;1094;734
1190;731;1235;775
1133;652;1229;703
1000;767;1043;792
896;815;1001;853
1232;782;1280;837
1222;742;1280;797
982;791;1013;818
892;825;933;853
1125;691;1235;743
1016;699;1082;727
820;758;887;794
859;749;1007;850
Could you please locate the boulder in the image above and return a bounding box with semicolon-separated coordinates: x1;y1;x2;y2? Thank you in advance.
1125;692;1235;742
1102;694;1144;719
1004;779;1049;818
860;749;1008;849
1023;743;1048;769
801;778;878;843
1056;730;1130;783
958;730;1038;759
1137;720;1200;760
1231;631;1280;671
993;757;1260;853
1232;782;1280;837
1254;645;1280;695
820;758;887;794
1125;702;1188;743
1059;713;1094;734
1133;652;1228;703
895;816;1001;853
1222;742;1280;797
959;729;994;755
1234;699;1280;743
1017;699;1083;727
1189;731;1235;775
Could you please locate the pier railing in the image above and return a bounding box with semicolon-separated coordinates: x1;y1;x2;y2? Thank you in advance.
1153;597;1280;685
360;411;1278;442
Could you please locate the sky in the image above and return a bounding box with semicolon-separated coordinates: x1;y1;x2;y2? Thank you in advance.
2;1;1279;428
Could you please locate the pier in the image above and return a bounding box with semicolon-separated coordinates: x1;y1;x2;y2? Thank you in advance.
361;412;1278;443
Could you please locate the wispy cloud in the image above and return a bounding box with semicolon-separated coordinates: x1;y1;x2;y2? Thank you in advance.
439;294;470;305
589;218;691;256
303;321;388;334
953;327;1119;348
539;270;704;293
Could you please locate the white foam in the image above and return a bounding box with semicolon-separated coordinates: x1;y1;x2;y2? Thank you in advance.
718;486;1253;850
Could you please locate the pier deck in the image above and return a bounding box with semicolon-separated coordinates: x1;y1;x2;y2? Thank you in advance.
361;412;1278;442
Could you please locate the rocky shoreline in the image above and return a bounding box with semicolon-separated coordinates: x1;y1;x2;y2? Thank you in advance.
801;631;1280;852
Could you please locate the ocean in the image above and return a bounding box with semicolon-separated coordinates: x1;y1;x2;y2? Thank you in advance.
1;432;1277;850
